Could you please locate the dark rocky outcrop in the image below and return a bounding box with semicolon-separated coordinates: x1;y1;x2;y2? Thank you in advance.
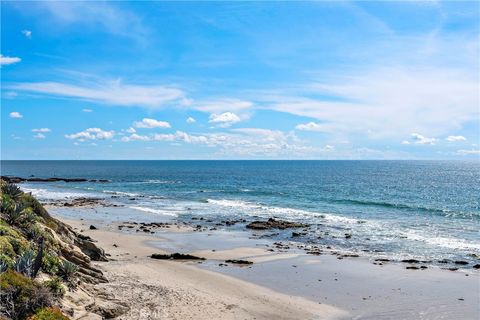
246;218;309;230
1;176;110;184
401;259;420;264
150;253;205;260
225;259;253;265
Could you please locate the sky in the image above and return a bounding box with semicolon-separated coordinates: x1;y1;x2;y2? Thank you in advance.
1;1;479;160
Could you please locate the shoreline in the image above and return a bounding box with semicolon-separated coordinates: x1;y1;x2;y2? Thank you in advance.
53;209;479;320
57;216;349;320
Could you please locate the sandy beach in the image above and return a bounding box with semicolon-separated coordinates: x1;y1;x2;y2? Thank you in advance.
58;216;348;320
53;207;479;320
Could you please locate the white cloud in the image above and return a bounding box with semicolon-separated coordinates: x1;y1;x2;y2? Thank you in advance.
118;126;313;157
33;133;45;139
9;112;23;118
153;131;209;144
295;122;324;132
262;66;478;139
457;149;480;155
10;81;187;109
133;118;171;129
65;128;115;141
32;128;51;133
323;145;334;150
0;54;21;66
18;1;147;41
401;140;411;145
446;135;466;142
121;133;150;142
411;133;437;145
209;112;241;128
22;30;32;38
125;127;136;133
186;117;196;124
82;108;93;113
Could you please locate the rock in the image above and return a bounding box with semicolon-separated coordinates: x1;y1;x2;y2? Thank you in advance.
472;264;480;269
246;218;309;230
344;233;352;239
401;259;420;264
438;259;450;264
225;259;253;265
0;176;110;183
406;266;419;270
454;260;469;265
86;301;129;319
89;225;97;230
77;233;96;242
375;258;390;262
291;232;303;237
150;253;206;260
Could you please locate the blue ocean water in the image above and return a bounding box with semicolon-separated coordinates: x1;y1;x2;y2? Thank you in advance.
1;160;479;265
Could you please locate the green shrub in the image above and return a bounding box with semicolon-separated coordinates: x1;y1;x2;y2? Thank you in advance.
42;252;62;275
27;307;69;320
20;208;40;226
25;224;58;251
14;250;36;278
43;277;65;298
20;194;52;224
0;254;15;270
0;237;15;256
1;183;23;201
58;261;78;282
1;193;14;213
2;203;27;226
0;222;22;237
0;234;29;256
0;270;53;319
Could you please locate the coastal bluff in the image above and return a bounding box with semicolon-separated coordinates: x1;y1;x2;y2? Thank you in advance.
0;180;124;319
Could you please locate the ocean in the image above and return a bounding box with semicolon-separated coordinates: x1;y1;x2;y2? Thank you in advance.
1;160;479;267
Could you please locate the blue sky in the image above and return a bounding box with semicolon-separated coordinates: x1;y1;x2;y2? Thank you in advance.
1;1;479;160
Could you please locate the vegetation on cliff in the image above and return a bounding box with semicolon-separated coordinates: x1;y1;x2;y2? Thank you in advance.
0;180;107;319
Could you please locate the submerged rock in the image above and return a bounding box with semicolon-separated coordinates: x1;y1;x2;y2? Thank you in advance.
246;218;309;230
